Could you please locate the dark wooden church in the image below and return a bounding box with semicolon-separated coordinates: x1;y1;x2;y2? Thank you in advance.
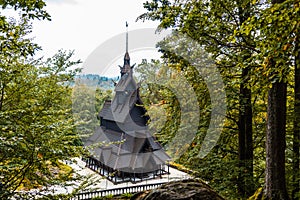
84;25;170;184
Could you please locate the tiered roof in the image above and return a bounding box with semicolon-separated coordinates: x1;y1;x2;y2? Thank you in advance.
85;23;169;175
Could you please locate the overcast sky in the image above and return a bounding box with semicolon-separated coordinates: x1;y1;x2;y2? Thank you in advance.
31;0;162;76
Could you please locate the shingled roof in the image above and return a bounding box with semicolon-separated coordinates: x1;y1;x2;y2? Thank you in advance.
85;24;170;178
87;127;169;172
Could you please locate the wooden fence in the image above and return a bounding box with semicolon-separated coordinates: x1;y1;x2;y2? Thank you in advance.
71;182;164;200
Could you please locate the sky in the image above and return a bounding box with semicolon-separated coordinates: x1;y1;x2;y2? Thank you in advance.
31;0;163;77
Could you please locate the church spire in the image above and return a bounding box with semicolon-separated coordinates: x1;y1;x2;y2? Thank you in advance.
126;21;128;53
120;22;131;77
124;21;130;66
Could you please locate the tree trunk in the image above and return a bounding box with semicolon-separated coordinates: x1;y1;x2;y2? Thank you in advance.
265;81;289;200
237;3;254;196
238;67;254;197
264;0;289;198
292;35;300;200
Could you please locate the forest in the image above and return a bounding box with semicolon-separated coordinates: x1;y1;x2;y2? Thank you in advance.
0;0;299;200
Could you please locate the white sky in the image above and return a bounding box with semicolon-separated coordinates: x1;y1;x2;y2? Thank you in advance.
30;0;163;77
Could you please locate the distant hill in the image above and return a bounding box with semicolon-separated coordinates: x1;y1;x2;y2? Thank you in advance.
72;74;119;89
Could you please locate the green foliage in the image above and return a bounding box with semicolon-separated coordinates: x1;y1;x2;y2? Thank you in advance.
139;0;299;199
95;88;112;113
0;1;88;198
72;83;112;143
136;59;179;146
0;0;50;20
91;193;114;199
91;196;103;200
136;58;213;159
238;0;299;86
0;47;84;199
121;193;133;198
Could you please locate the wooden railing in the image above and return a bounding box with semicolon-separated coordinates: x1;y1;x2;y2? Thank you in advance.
71;182;165;200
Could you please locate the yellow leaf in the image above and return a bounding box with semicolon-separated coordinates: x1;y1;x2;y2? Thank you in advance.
283;44;291;51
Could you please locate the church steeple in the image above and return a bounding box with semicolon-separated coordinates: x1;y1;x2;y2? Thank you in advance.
126;21;128;53
120;22;132;77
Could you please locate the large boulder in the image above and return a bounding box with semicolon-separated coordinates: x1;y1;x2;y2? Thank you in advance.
131;179;225;200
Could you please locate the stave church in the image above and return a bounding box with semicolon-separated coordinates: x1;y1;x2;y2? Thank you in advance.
84;24;170;184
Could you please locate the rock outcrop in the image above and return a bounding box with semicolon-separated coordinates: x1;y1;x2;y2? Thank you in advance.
131;179;225;200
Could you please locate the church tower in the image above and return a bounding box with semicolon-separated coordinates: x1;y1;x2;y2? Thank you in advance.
84;23;170;184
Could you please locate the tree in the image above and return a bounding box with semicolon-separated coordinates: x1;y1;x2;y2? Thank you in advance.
236;2;254;195
0;1;87;198
140;0;300;199
139;0;257;197
72;83;112;143
238;0;299;198
292;28;300;200
258;4;289;198
0;43;83;199
264;39;289;200
266;80;288;200
136;58;208;158
0;0;50;20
